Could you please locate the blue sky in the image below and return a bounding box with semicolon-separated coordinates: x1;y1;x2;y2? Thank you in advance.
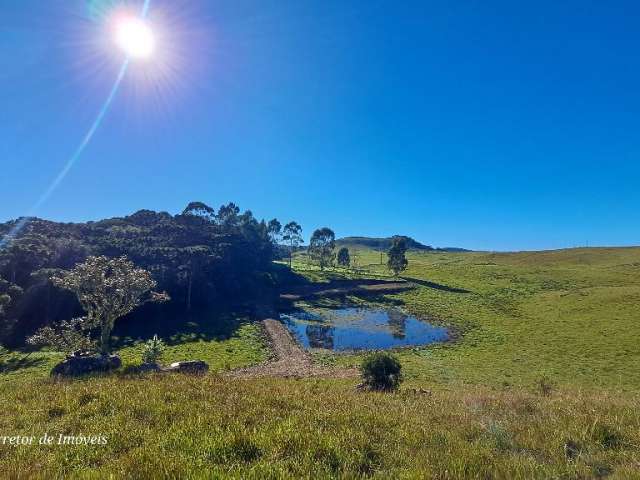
1;0;639;251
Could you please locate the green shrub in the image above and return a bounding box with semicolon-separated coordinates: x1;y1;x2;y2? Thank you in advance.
26;317;94;354
141;334;165;365
360;352;402;391
535;375;554;396
485;422;514;452
591;422;623;449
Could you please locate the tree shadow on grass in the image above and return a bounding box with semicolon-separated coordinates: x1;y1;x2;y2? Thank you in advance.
282;291;406;312
402;277;471;294
111;307;256;349
0;355;47;374
358;293;405;307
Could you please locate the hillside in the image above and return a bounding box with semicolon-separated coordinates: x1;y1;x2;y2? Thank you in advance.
0;202;283;347
336;235;468;252
1;246;639;477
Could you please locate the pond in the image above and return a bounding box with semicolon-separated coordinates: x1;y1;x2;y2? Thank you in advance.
280;307;449;351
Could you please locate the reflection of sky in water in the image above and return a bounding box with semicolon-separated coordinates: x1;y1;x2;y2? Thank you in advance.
281;308;449;351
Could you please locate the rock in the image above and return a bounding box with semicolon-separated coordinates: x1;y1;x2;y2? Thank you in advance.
165;360;209;374
411;388;432;396
564;440;581;461
51;353;121;377
137;362;162;373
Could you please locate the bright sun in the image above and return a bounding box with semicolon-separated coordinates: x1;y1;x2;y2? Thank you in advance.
114;17;155;59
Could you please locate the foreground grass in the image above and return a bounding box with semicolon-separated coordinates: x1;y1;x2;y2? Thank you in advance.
0;375;638;479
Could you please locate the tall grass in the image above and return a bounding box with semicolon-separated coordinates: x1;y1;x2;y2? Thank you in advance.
0;375;638;478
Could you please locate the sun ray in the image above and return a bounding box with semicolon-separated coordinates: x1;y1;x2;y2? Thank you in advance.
0;0;153;249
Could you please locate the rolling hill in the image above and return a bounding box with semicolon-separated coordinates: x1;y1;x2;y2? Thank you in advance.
336;235;469;252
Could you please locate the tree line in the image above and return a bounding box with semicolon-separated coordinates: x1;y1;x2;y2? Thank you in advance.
0;203;410;349
0;201;299;347
306;227;409;276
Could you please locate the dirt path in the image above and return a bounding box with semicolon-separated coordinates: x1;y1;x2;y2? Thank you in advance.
227;319;358;379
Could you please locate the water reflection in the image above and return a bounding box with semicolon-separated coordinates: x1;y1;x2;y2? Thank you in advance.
306;324;335;349
281;307;448;351
387;309;407;339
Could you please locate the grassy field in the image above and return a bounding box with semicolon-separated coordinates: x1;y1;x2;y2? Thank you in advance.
0;375;638;479
1;247;639;478
296;247;640;391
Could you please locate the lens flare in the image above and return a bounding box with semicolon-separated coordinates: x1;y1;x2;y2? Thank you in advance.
0;0;153;250
114;17;155;59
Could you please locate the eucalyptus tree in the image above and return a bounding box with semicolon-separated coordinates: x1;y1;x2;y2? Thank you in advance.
309;227;335;270
267;219;282;245
217;202;241;227
282;221;303;268
182;201;216;222
336;247;351;268
387;237;408;277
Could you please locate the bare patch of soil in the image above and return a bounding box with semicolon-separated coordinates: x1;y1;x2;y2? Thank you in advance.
227;319;358;379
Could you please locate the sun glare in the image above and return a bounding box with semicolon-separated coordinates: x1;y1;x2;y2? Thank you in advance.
114;17;155;59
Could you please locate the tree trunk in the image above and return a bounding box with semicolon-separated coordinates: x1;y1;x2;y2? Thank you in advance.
187;271;193;311
100;320;111;355
45;282;51;322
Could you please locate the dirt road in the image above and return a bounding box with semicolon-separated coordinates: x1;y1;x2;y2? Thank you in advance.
227;319;358;379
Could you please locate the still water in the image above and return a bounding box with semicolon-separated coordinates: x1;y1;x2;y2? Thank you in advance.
281;307;449;351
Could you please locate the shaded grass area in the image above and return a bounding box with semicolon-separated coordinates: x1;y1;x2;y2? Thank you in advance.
0;375;638;479
117;322;267;373
292;247;640;390
0;313;268;383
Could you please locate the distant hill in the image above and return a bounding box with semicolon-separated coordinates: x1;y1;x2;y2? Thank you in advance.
335;236;469;252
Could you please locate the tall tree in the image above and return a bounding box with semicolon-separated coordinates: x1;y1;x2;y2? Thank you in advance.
0;234;52;284
336;247;351;268
51;256;168;354
176;246;215;311
282;221;303;268
217;202;240;227
267;219;282;245
0;202;282;345
309;227;335;270
387;237;408;277
182;201;216;222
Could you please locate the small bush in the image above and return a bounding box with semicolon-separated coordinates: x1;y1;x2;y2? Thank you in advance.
591;422;623;449
485;422;514;452
360;352;402;391
141;334;165;365
590;462;613;478
535;375;554;396
47;407;65;419
563;438;581;460
207;437;262;464
26;317;94;354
